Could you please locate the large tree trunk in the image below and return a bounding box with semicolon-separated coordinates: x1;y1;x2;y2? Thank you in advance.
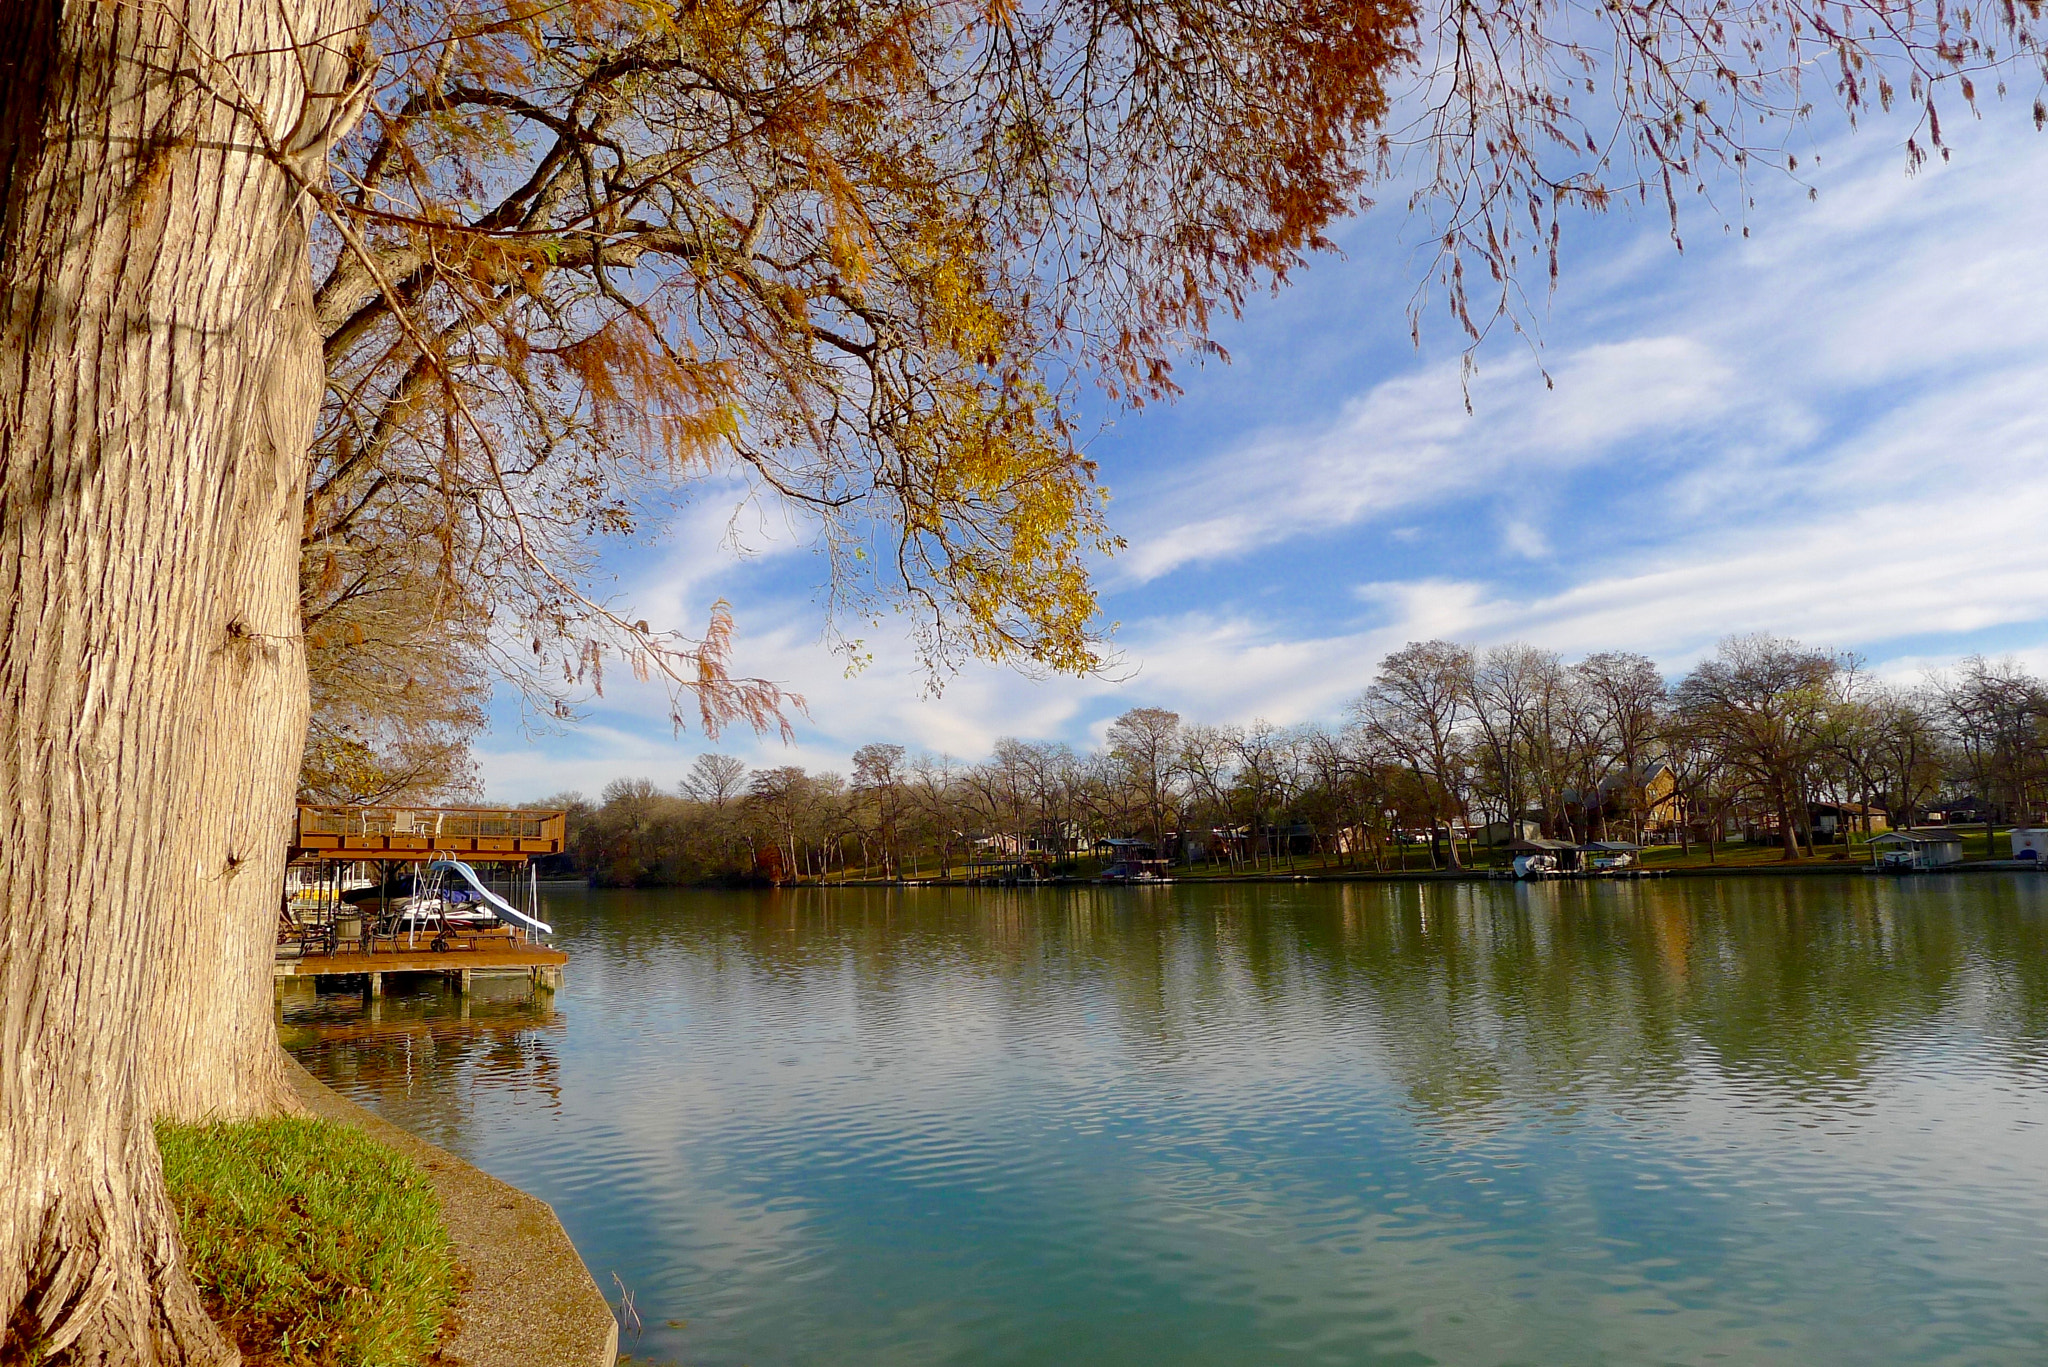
1778;788;1801;860
0;0;363;1355
148;407;313;1122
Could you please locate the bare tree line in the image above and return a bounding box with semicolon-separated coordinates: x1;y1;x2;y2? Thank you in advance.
550;635;2048;882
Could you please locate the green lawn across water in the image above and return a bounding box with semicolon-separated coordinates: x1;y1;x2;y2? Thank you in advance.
817;825;2022;881
158;1117;458;1367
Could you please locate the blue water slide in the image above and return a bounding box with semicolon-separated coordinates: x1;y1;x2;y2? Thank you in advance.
427;859;554;936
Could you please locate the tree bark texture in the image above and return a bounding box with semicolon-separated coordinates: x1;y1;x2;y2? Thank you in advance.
0;0;363;1357
146;367;312;1124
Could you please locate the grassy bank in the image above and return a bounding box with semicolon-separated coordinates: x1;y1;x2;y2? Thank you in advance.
158;1117;458;1367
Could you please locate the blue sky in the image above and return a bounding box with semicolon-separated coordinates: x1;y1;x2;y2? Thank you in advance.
479;110;2048;802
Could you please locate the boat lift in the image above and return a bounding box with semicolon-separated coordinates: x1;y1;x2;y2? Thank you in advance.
279;804;570;995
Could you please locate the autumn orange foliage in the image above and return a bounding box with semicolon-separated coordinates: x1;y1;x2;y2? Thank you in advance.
303;0;1417;748
303;0;2046;755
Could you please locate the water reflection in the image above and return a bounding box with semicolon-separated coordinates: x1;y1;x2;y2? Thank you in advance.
283;975;564;1154
290;875;2048;1367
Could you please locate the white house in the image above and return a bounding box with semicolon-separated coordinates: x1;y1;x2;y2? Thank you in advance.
2010;828;2048;862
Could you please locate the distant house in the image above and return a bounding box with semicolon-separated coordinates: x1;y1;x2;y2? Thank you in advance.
1332;824;1377;857
1637;762;1684;829
1475;819;1544;848
1203;823;1320;860
1868;830;1965;870
1207;825;1252;862
1741;800;1890;846
1529;763;1688;843
2011;829;2048;861
975;824;1093;860
1810;801;1889;840
1927;795;2000;826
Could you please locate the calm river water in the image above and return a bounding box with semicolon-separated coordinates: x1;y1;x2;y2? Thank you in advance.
284;876;2048;1366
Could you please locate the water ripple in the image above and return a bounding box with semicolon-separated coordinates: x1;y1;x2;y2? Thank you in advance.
290;876;2048;1366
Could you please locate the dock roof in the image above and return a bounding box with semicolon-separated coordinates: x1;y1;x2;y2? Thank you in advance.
293;804;566;862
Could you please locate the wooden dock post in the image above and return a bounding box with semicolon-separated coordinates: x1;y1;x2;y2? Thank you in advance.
368;971;383;997
459;968;473;995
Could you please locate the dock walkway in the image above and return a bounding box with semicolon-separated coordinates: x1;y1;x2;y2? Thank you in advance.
276;944;567;993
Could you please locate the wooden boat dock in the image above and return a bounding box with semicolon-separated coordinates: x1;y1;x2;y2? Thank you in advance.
276;942;567;995
281;803;571;997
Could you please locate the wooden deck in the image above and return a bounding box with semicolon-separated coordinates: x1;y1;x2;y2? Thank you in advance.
276;943;566;990
291;803;567;862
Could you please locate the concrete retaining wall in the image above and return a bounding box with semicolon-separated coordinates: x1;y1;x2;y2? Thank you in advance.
281;1054;618;1367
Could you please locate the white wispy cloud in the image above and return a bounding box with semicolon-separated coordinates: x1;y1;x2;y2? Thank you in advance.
479;116;2048;798
1118;119;2048;585
1117;334;1737;583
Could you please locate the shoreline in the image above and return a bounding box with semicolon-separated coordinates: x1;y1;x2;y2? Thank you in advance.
279;1054;617;1367
552;861;2047;891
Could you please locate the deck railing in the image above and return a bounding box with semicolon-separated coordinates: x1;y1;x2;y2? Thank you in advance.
294;804;567;858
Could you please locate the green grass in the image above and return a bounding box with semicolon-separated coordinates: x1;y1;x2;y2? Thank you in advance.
157;1118;459;1367
1637;825;2014;869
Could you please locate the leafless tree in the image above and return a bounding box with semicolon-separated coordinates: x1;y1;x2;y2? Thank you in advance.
1353;641;1476;868
1467;643;1555;835
1107;708;1185;859
1672;636;1846;859
1574;652;1667;844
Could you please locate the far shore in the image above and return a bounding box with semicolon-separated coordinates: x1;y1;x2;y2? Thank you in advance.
538;832;2045;891
770;862;2042;888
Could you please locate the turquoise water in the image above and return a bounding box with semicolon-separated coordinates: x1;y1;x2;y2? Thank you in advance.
284;876;2048;1366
